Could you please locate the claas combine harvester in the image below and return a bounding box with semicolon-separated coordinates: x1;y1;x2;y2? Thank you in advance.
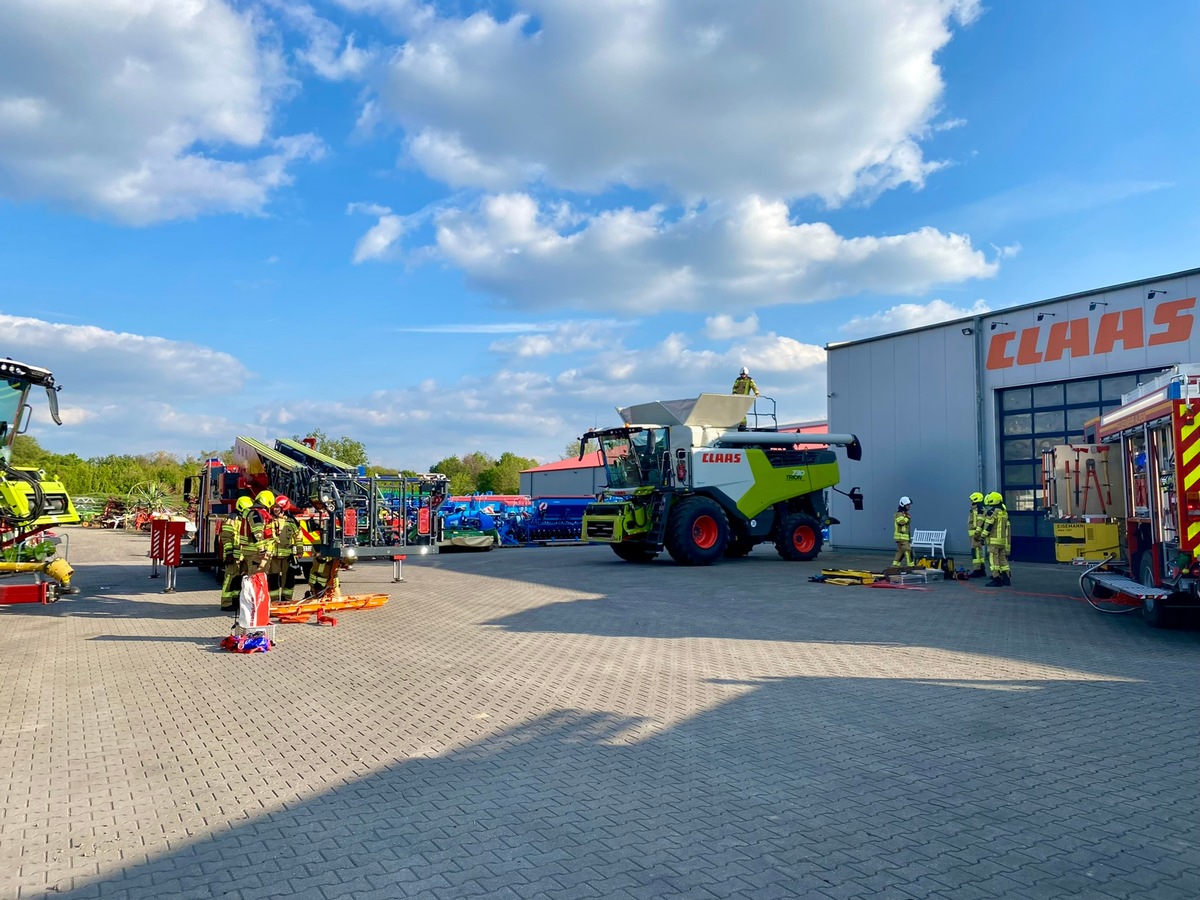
580;393;863;566
0;358;80;603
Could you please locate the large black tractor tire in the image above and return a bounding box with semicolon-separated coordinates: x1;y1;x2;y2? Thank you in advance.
612;543;659;563
775;512;824;562
664;497;729;566
1139;557;1172;628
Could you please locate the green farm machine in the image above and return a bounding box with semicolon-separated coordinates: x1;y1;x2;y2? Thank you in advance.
580;393;862;565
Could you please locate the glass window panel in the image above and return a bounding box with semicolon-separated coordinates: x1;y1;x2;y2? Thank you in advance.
1102;374;1140;401
1034;410;1066;433
1005;489;1037;512
1065;380;1099;404
1033;384;1064;408
1004;413;1032;436
1067;407;1100;431
1010;515;1036;537
1004;464;1035;485
1003;439;1034;461
1035;436;1063;456
1002;389;1032;411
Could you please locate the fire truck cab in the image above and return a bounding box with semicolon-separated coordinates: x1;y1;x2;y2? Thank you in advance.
1090;364;1200;626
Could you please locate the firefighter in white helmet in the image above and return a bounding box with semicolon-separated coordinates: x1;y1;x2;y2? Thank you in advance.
892;496;914;569
731;366;759;397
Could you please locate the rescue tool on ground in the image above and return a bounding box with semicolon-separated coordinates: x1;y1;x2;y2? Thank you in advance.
0;358;80;603
579;393;863;566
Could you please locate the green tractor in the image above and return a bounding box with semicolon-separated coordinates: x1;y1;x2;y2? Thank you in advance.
0;359;80;537
580;393;862;565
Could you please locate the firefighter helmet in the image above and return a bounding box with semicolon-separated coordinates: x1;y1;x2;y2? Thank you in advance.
273;495;291;512
340;546;357;563
740;366;749;375
235;496;252;513
899;496;911;507
255;490;276;508
969;491;984;504
984;491;1004;507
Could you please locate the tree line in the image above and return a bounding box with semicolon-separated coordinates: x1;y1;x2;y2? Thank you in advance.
9;431;541;501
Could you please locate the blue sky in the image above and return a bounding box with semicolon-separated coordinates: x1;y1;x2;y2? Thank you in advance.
2;0;1197;471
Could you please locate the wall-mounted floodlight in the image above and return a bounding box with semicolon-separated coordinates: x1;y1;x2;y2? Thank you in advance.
1089;301;1108;311
1036;312;1057;321
1148;290;1168;299
990;321;1008;331
961;327;974;335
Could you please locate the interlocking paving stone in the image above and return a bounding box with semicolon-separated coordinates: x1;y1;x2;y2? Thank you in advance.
1;528;1197;899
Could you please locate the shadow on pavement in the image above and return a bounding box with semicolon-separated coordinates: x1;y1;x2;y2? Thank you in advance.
40;668;1198;900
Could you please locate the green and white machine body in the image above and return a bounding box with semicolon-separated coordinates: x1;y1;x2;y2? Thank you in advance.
580;393;862;566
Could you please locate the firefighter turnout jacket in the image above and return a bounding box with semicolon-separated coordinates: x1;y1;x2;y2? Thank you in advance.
893;509;912;542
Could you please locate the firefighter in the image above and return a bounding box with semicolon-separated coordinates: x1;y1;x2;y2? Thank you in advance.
892;496;914;569
732;366;759;427
731;366;759;397
983;492;1011;587
967;491;987;578
307;546;356;600
267;495;301;603
240;490;276;576
219;496;252;611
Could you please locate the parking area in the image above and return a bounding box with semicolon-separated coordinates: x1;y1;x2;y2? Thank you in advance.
2;528;1198;900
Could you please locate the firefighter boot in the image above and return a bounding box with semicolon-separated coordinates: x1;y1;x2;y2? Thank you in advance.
1001;573;1011;587
969;567;987;578
986;574;1004;587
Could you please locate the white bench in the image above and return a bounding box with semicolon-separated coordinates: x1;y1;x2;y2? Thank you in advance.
911;529;947;558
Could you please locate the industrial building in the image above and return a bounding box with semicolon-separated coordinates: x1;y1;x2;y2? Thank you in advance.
826;267;1200;562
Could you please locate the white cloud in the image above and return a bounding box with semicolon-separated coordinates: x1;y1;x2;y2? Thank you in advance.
425;193;997;313
705;314;759;341
1;313;253;456
489;321;620;357
349;202;406;261
373;0;978;204
0;0;319;224
840;298;992;338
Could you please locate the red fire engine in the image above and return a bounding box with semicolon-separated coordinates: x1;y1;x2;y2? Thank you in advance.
1085;364;1200;626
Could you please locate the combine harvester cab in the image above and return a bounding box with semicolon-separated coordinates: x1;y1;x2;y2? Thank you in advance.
580;393;862;566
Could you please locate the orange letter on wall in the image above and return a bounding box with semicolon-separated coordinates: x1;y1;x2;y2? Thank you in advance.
1094;309;1145;354
1015;328;1043;365
986;332;1016;370
1043;318;1091;362
1148;297;1196;346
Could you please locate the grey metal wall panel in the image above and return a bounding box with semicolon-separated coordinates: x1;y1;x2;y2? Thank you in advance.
828;322;979;555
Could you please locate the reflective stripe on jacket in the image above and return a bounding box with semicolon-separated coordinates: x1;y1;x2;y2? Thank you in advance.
893;511;911;541
968;505;985;536
986;508;1011;550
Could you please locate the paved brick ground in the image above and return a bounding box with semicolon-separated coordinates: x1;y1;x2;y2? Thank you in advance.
1;528;1197;899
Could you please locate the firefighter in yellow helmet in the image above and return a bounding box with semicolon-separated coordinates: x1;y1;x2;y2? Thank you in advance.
892;496;914;569
967;491;987;578
266;495;302;603
219;495;253;611
240;490;276;576
982;492;1011;587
